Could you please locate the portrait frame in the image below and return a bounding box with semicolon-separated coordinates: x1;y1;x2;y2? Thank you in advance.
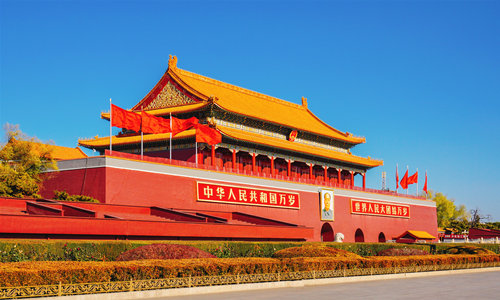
319;189;334;221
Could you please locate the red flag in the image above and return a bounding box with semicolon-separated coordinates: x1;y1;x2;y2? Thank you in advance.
423;172;428;194
396;165;399;189
408;171;418;185
141;111;171;134
195;124;222;145
111;104;141;132
400;169;409;189
172;117;199;136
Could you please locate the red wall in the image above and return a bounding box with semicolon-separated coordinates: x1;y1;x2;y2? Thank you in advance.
41;166;437;242
40;168;106;202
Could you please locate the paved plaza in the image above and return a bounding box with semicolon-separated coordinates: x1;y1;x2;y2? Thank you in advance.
157;270;500;300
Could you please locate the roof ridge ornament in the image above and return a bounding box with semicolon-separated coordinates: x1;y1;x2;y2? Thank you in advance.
168;55;178;69
301;97;308;109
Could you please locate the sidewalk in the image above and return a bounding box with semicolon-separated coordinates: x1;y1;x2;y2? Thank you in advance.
37;267;500;300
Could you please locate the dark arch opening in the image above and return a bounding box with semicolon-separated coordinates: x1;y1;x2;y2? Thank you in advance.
321;223;334;242
355;228;364;242
378;232;386;243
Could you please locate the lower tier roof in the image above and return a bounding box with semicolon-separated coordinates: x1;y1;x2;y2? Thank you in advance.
78;126;382;169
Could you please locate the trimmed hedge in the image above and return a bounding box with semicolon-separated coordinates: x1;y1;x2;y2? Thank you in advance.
1;240;499;262
273;245;362;259
438;245;497;255
116;244;215;261
0;254;498;287
377;248;430;256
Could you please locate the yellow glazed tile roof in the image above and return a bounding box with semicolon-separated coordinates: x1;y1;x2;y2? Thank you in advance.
31;142;87;160
78;129;196;148
218;126;382;168
51;145;87;160
78;125;381;168
398;230;436;240
132;56;365;145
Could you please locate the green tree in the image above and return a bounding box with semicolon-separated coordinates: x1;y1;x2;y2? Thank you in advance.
431;191;469;228
0;124;57;198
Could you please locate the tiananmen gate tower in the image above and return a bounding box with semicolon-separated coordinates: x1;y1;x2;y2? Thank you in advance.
2;56;438;242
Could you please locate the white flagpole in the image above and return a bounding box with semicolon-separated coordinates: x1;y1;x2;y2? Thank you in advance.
109;98;112;155
141;106;144;160
406;165;409;195
169;112;172;162
396;163;398;194
141;131;143;159
416;168;419;196
425;170;428;199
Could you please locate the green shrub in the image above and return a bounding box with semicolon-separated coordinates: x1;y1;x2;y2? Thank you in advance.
438;245;496;255
377;247;430;256
116;244;215;261
273;245;362;259
0;244;28;262
435;243;499;254
0;240;498;262
53;190;99;203
62;243;104;261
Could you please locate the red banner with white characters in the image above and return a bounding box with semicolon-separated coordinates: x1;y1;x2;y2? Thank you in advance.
197;181;300;209
351;199;410;218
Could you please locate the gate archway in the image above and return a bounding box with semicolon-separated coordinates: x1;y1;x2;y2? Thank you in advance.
321;223;334;242
378;232;386;243
355;228;365;242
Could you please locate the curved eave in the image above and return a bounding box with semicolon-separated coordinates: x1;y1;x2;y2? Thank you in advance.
213;102;365;145
304;109;366;144
101;102;209;120
218;126;382;168
78;129;196;149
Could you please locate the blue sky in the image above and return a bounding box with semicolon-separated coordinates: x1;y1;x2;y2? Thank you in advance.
1;0;499;221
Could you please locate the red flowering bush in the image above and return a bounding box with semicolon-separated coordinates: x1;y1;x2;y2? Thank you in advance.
116;244;215;261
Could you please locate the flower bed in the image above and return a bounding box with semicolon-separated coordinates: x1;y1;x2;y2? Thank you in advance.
1;254;498;287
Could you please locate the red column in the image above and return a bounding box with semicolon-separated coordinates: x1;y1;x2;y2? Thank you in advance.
270;157;275;176
337;169;342;185
232;149;236;170
211;146;215;167
252;153;256;173
198;151;204;167
287;160;291;178
362;173;366;190
350;171;354;188
324;166;328;182
309;164;313;180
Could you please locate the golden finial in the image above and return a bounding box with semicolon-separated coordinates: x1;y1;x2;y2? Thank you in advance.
301;97;308;108
168;55;178;69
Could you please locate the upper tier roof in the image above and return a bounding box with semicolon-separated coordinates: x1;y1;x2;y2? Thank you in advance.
130;56;365;145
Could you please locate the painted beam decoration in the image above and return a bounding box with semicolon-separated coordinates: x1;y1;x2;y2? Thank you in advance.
320;189;334;221
350;199;410;218
197;181;300;209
